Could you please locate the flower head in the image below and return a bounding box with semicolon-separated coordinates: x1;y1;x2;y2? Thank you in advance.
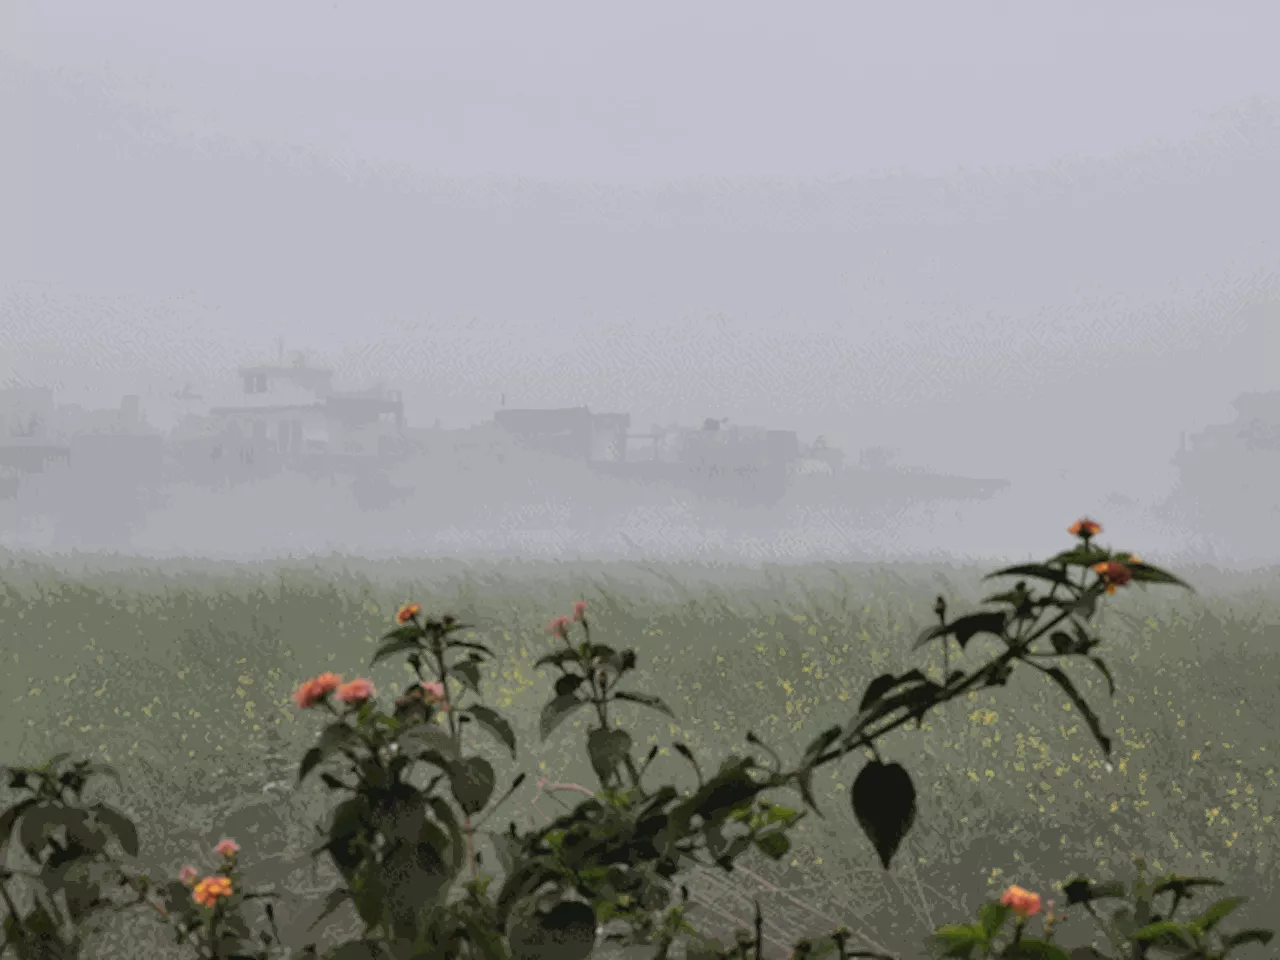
547;615;571;639
293;672;342;709
1068;517;1102;539
1092;560;1134;595
214;838;240;860
178;865;198;886
192;875;233;908
421;680;449;709
396;603;421;625
336;678;376;705
999;884;1042;918
571;600;588;621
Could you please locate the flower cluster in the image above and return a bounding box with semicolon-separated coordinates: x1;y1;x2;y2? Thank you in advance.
547;599;589;638
178;837;241;910
1000;883;1042;918
292;671;376;708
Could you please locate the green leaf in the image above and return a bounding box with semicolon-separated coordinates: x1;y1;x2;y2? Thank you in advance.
914;611;1007;651
930;923;986;959
298;722;360;785
984;563;1076;587
425;795;468;873
371;634;424;665
90;803;139;857
1062;877;1127;905
397;725;461;765
380;834;453;924
327;939;390;959
0;798;38;853
612;690;675;718
381;624;424;643
448;639;495;658
451;659;482;693
554;674;586;697
533;649;580;670
1041;666;1112;757
307;888;353;931
1049;545;1112;568
1083;656;1116;696
1130;920;1196;950
1149;874;1224;899
978;901;1011;938
754;831;790;860
465;705;518;758
586;727;632;786
509;901;598;960
450;756;497;815
1000;939;1073;960
850;760;916;870
801;725;842;762
859;670;927;712
1124;561;1193;591
1224;929;1274;950
1189;895;1245;934
540;694;588;741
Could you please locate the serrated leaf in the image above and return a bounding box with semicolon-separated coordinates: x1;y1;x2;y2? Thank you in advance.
850;760;916;870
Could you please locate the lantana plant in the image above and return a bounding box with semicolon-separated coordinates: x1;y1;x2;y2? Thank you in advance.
1;519;1274;960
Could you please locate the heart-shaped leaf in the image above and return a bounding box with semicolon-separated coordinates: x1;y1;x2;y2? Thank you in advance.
850;760;916;870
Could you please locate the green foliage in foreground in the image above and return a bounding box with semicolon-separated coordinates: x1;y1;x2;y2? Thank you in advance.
0;522;1276;959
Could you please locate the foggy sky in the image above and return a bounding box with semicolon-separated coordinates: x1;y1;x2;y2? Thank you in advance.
3;0;1279;498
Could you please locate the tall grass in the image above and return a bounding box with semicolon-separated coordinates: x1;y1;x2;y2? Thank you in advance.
1;551;1276;956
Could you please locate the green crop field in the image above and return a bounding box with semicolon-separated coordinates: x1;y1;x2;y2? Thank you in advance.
1;550;1277;957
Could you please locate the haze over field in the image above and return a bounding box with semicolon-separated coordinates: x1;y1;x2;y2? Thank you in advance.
3;1;1279;564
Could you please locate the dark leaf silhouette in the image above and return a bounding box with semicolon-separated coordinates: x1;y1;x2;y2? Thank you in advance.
850;760;917;870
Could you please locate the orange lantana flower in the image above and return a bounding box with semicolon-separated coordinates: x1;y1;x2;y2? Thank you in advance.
1092;560;1133;595
1068;517;1102;538
192;875;233;908
336;678;375;705
293;672;342;709
999;884;1042;918
396;603;421;624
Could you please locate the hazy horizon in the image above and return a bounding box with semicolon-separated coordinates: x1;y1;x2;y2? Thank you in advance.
3;1;1278;564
